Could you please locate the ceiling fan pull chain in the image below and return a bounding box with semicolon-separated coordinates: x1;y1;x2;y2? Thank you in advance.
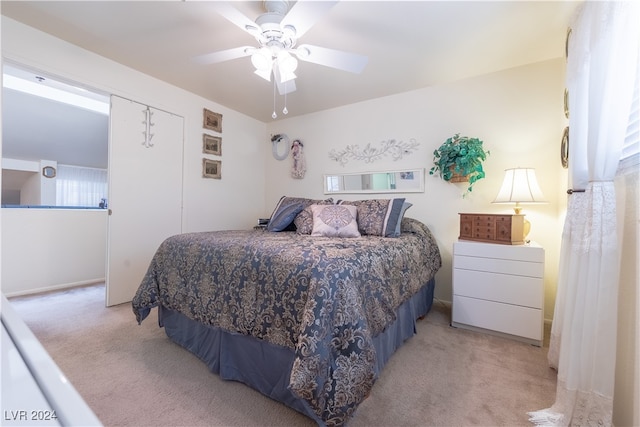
283;82;288;115
272;77;277;119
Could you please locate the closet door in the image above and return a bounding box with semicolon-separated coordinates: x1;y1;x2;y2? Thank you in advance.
106;96;183;306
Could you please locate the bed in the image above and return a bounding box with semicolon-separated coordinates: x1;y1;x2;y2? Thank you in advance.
132;197;441;426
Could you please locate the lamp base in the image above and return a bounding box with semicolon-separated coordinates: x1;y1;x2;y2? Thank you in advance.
512;205;530;242
523;217;531;241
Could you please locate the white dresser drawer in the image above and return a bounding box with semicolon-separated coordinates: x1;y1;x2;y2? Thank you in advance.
453;240;544;262
452;295;543;342
453;254;544;278
453;268;543;309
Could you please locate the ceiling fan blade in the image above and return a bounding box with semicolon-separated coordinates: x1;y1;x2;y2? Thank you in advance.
295;44;368;74
193;46;254;65
211;2;261;36
280;1;338;39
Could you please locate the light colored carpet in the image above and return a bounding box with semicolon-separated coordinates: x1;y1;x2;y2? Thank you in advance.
8;284;556;426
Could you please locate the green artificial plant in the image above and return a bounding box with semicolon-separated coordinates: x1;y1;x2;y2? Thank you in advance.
429;133;490;195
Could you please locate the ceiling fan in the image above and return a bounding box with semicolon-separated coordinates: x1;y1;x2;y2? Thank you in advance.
194;0;368;96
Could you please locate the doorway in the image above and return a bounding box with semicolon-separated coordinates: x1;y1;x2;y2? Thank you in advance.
1;63;110;299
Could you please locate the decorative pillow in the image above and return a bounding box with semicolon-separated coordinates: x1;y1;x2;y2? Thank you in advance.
310;204;361;238
393;202;413;237
339;198;406;237
294;199;334;234
268;196;334;232
267;202;304;232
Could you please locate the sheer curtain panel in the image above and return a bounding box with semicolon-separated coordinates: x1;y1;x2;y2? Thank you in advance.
529;1;640;426
56;164;108;207
528;2;640;426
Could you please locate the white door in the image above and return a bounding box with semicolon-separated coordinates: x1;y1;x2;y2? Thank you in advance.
106;96;183;306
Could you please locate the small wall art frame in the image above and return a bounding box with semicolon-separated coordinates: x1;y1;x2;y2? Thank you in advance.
203;134;222;156
202;158;222;179
203;108;222;133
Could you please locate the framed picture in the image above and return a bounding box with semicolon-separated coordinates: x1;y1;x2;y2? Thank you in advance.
203;108;222;133
202;158;221;179
203;134;222;156
400;171;414;180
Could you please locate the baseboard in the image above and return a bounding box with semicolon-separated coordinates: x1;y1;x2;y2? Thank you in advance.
3;279;105;298
433;297;452;309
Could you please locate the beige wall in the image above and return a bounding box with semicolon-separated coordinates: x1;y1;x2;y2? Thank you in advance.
265;59;568;317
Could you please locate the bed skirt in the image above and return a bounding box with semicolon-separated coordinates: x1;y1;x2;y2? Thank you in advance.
158;277;436;425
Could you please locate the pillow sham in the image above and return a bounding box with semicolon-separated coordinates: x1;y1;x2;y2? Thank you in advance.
339;198;406;237
310;204;360;238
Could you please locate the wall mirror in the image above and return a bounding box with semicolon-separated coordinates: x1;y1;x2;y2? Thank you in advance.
324;169;425;194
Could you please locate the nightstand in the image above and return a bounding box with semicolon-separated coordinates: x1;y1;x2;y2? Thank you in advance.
451;240;544;346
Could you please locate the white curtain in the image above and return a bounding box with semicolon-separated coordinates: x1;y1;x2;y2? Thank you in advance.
56;164;108;207
529;2;640;426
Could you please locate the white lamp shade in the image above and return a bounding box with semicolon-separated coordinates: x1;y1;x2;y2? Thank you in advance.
278;69;297;83
277;51;298;73
254;68;272;81
493;168;546;204
276;51;298;83
251;47;273;72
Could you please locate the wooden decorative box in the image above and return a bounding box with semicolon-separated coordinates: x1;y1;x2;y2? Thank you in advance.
458;213;525;245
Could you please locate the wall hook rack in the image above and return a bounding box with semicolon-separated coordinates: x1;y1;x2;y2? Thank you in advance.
142;106;155;148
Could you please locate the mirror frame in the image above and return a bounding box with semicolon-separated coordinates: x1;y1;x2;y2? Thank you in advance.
323;168;425;194
42;166;57;178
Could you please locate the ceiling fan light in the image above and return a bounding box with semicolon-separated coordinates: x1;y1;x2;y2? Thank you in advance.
254;67;272;82
277;51;298;73
251;47;273;71
279;69;296;83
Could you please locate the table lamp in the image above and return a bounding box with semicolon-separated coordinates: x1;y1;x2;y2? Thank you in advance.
492;168;546;240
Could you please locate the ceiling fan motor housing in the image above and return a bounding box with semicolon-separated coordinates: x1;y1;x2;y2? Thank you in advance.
255;1;297;51
263;0;289;16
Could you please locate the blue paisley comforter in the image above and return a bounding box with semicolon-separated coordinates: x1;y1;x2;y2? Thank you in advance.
132;217;441;426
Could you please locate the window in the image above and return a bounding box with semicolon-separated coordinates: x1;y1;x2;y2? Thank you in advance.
618;62;639;174
55;165;107;207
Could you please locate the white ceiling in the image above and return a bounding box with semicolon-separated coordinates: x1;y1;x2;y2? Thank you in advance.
2;1;581;124
1;0;580;182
